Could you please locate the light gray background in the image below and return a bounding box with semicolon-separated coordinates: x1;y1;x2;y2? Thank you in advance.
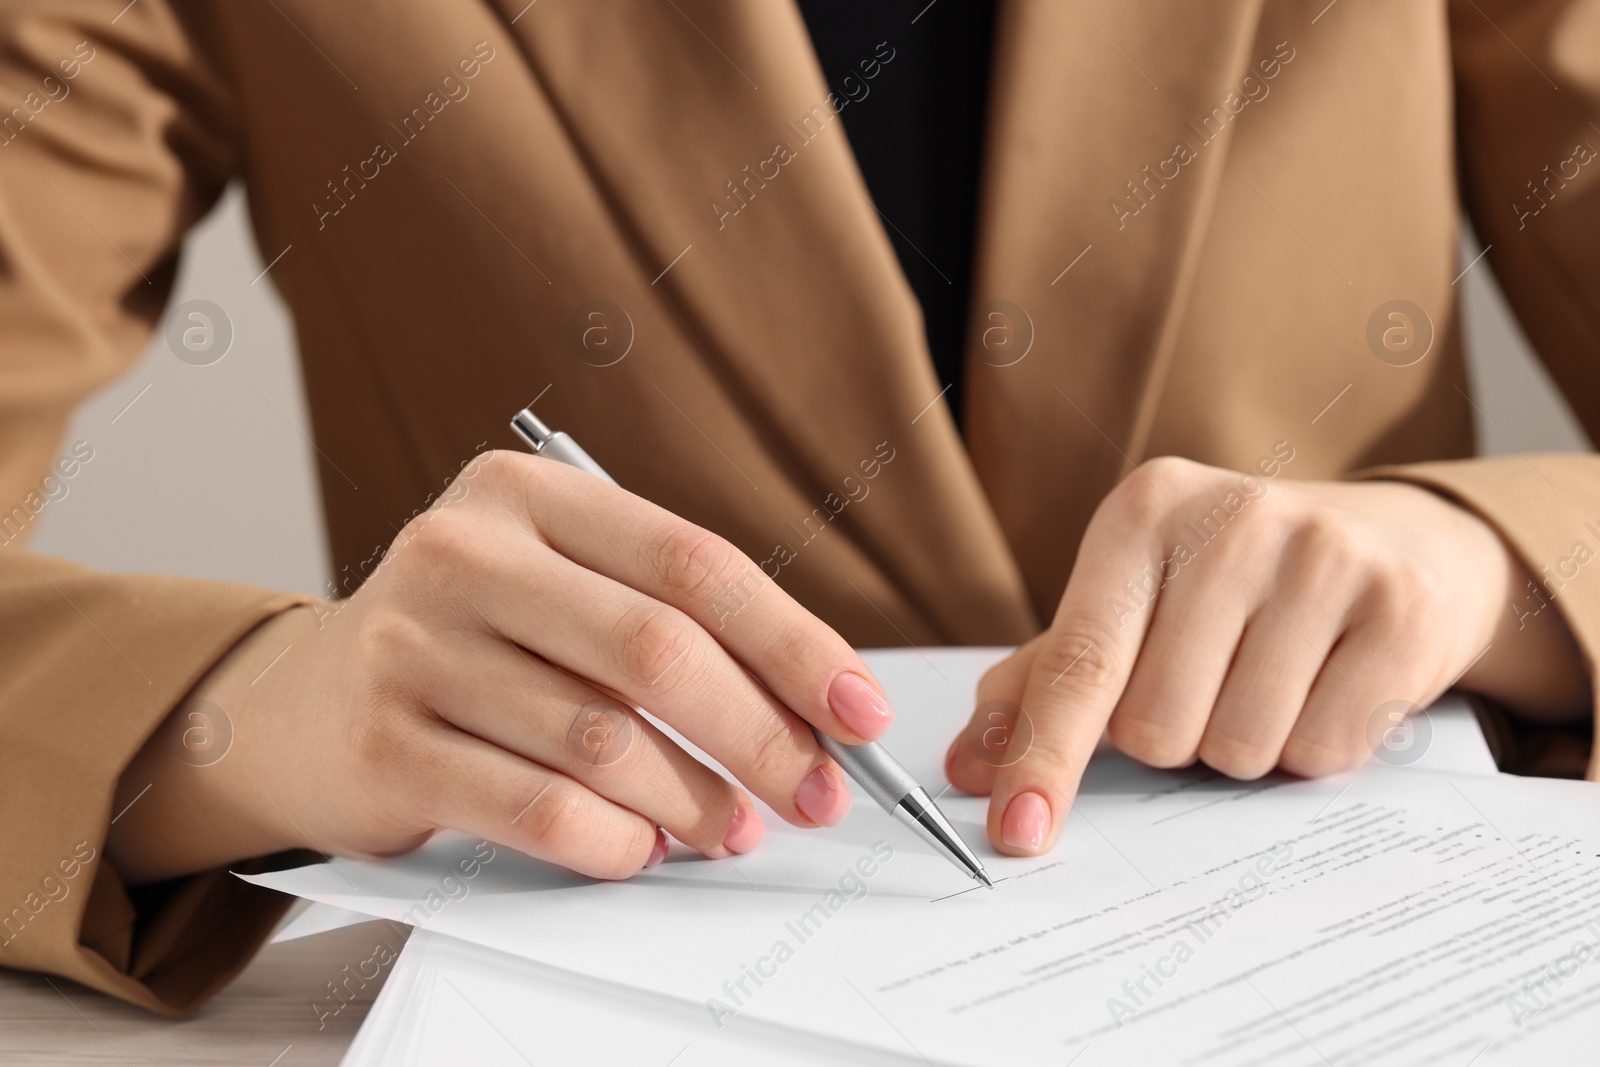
28;185;1594;594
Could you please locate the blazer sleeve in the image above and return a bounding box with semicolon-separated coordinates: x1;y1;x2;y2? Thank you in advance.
1359;1;1600;776
0;1;312;1013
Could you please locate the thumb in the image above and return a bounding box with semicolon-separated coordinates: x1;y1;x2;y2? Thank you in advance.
945;634;1049;795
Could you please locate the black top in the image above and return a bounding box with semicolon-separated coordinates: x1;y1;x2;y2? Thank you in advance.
794;1;997;431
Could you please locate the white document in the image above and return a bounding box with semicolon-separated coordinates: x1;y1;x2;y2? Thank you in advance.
345;928;884;1067
272;648;1495;945
256;763;1600;1065
252;650;1597;1066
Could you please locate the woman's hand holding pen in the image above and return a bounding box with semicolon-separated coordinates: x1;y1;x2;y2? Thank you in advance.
946;457;1590;857
106;453;897;884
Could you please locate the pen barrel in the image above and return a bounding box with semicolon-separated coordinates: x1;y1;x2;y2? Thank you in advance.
533;432;617;486
813;733;919;812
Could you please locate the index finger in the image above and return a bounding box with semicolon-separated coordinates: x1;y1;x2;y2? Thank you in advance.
504;454;896;745
985;478;1167;855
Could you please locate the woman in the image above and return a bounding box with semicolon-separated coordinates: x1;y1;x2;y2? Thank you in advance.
0;0;1593;1015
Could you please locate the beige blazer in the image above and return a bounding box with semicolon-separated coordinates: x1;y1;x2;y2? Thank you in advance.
1;0;1596;1013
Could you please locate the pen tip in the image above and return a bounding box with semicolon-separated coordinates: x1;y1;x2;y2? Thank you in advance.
978;870;995;889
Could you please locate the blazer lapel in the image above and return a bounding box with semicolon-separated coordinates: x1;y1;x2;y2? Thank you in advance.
486;0;1038;642
967;0;1267;616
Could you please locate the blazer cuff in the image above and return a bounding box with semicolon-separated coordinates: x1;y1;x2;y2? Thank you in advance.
0;552;315;1014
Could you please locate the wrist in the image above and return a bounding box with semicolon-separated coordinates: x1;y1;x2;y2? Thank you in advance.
1457;531;1591;722
106;604;325;884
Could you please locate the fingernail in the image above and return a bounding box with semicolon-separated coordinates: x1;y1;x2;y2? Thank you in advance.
794;764;851;827
646;827;668;868
722;801;764;854
828;672;894;741
1002;791;1051;852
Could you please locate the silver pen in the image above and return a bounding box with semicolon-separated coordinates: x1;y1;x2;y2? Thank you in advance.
509;407;993;888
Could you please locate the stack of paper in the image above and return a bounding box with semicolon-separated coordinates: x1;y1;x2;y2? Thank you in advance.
250;650;1600;1065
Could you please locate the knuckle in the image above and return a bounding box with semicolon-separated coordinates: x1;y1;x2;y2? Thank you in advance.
441;449;505;502
1279;729;1366;778
1197;728;1276;780
462;448;508;483
518;779;586;851
565;698;639;770
1105;474;1166;531
1361;578;1409;631
1035;621;1123;694
510;448;558;488
612;822;661;879
1283;509;1353;565
1003;742;1065;791
1275;510;1373;598
406;509;479;574
1137;454;1199;490
527;790;652;880
1108;709;1195;769
510;452;571;530
651;521;740;603
440;449;507;506
356;608;433;661
741;717;806;784
1106;456;1195;527
610;599;695;688
690;779;741;842
1364;558;1434;629
1273;523;1345;595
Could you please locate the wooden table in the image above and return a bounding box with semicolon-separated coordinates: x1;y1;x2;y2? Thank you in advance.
0;919;403;1066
